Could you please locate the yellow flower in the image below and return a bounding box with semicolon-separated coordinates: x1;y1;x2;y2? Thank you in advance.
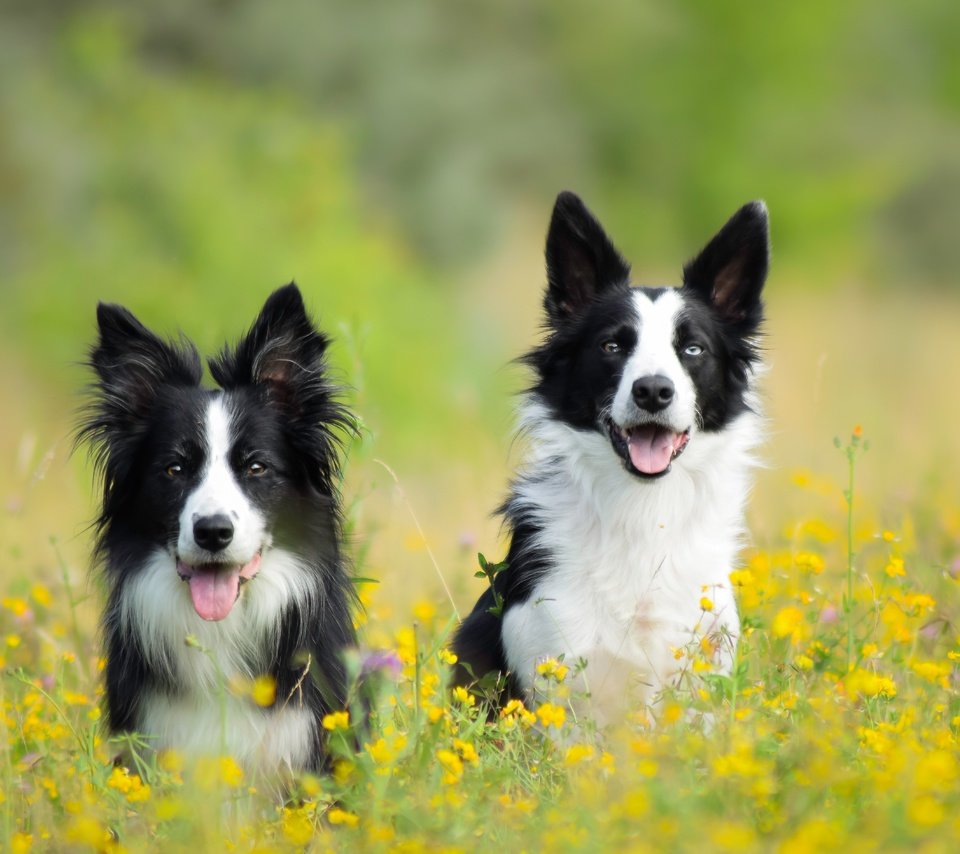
564;744;595;767
536;658;569;682
536;702;566;729
251;674;276;706
794;551;825;574
322;710;350;731
500;699;537;729
65;817;107;848
699;597;714;612
728;568;755;588
282;809;315;845
437;749;464;784
907;795;944;828
10;832;32;854
6;634;21;649
845;669;897;700
30;584;52;607
453;739;479;765
438;648;458;666
219;756;244;788
771;606;805;642
452;685;475;707
884;556;906;578
327;807;360;828
2;597;29;617
911;660;950;687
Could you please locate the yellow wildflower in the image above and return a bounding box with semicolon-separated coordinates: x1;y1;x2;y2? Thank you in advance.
327;807;360;828
536;658;569;682
536;702;566;729
437;749;464;784
251;674;276;706
322;710;350;731
452;685;475;707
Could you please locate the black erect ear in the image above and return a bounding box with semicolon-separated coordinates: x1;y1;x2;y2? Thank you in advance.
209;283;353;485
682;201;770;331
84;302;202;436
76;302;202;488
544;191;631;325
209;282;331;403
210;282;328;394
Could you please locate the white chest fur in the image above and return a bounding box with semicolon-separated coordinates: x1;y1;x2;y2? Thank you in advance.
501;405;760;723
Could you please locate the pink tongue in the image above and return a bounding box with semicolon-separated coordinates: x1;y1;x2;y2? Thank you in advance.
627;426;676;475
188;567;241;621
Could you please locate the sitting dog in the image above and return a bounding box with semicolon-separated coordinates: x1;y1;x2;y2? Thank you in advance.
78;283;356;770
453;193;770;724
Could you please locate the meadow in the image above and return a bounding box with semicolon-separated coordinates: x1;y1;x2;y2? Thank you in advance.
3;277;960;852
3;3;960;851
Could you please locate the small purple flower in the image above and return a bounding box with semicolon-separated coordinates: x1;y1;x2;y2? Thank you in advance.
819;605;839;625
360;649;403;680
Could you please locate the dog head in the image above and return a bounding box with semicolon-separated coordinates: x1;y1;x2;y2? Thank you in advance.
529;191;769;479
80;283;351;621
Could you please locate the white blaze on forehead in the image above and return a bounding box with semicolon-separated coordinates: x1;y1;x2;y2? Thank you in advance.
609;289;698;430
176;395;266;563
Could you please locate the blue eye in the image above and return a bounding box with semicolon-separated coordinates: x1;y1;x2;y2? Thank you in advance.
684;343;704;357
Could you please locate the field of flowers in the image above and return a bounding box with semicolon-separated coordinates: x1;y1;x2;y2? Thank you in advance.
3;425;960;853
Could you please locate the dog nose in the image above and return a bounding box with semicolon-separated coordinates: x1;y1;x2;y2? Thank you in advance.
193;514;234;551
632;375;675;413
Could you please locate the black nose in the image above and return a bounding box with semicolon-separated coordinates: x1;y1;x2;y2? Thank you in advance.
193;514;234;551
632;375;675;413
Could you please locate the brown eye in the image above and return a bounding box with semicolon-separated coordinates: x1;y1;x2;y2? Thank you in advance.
246;461;267;477
601;340;621;355
165;463;183;478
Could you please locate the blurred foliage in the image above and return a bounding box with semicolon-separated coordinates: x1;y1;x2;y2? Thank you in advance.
3;0;958;281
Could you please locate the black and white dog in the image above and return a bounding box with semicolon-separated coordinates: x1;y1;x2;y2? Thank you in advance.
78;284;356;771
453;193;769;723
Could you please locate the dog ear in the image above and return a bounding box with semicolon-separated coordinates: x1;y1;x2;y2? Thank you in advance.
682;201;770;330
209;282;329;401
86;303;202;430
544;191;631;325
210;283;354;489
76;303;202;491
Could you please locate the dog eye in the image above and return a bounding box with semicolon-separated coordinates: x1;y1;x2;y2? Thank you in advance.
165;463;183;478
246;461;267;477
683;343;704;357
600;340;621;355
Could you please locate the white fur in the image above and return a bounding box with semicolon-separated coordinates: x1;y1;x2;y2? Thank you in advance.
503;299;763;724
177;396;266;566
140;692;314;772
118;544;320;765
610;290;698;432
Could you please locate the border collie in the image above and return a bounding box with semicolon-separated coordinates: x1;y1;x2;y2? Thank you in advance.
78;284;356;771
453;193;770;724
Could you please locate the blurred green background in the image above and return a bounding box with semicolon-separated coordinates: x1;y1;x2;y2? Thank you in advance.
2;0;958;622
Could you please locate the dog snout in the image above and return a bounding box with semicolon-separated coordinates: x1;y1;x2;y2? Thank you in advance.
631;375;675;413
193;513;235;552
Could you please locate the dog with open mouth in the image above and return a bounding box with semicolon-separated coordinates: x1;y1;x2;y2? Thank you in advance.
78;283;356;771
453;193;770;723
